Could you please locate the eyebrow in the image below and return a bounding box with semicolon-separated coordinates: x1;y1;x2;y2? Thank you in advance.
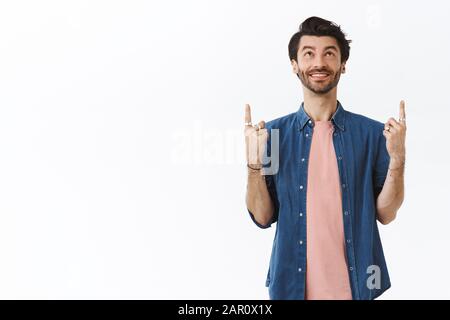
301;45;338;51
324;45;338;51
301;46;316;51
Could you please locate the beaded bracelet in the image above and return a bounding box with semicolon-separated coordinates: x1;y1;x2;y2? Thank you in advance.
247;163;262;170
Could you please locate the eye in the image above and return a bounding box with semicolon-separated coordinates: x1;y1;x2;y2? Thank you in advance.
304;51;313;57
325;51;335;57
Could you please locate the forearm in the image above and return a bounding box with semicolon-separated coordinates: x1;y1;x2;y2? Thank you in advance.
246;168;275;226
376;158;405;224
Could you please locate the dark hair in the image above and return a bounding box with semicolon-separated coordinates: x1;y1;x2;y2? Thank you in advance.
288;16;351;63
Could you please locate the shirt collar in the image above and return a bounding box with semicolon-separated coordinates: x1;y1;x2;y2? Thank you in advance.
296;100;346;131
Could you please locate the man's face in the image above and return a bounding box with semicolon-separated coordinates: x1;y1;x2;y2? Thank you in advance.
292;35;345;95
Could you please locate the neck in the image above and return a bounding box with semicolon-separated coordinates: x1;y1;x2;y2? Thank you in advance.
302;86;338;121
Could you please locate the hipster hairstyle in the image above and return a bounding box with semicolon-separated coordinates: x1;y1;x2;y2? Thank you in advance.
288;16;352;63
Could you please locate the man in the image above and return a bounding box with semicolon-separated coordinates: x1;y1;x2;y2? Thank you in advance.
244;16;406;300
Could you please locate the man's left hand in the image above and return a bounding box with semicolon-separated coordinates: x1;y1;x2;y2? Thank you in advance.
383;100;407;166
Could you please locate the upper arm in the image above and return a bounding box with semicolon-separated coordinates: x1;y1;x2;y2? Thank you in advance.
373;128;390;198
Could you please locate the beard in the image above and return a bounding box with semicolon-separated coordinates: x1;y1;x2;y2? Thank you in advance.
298;67;341;95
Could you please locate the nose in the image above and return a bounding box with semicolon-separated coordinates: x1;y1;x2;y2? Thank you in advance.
312;54;326;69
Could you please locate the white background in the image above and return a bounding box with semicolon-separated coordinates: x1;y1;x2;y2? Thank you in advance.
0;0;449;299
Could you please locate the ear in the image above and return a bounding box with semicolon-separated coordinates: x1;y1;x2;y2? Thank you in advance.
341;62;347;74
291;59;299;74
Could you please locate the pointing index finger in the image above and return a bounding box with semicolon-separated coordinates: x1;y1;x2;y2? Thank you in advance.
245;104;252;126
399;100;406;120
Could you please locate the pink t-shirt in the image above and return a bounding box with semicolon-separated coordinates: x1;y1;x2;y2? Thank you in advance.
305;120;352;300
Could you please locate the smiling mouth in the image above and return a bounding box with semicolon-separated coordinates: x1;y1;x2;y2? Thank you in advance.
308;72;330;80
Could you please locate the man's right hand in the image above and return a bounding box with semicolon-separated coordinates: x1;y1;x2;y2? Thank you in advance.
244;104;268;169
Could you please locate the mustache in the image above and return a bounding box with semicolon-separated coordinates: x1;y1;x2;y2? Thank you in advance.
307;68;333;74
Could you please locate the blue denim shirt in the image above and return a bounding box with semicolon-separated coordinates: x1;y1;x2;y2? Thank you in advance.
248;101;391;300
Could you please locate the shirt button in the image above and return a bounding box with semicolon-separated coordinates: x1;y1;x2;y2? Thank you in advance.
344;210;349;215
299;240;303;245
308;120;312;123
299;185;303;190
298;267;302;272
349;267;354;271
347;239;351;243
301;158;305;162
299;212;303;217
342;183;346;188
338;156;342;160
305;133;309;137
